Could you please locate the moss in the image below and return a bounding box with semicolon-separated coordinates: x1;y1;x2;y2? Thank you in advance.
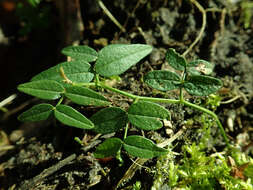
152;113;253;189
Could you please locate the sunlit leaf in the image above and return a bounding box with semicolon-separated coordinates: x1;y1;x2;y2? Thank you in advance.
18;103;54;122
65;86;110;106
95;44;152;77
61;45;98;62
54;105;94;129
123;135;168;158
31;61;94;86
90;107;128;134
128;101;170;130
144;70;181;91
18;80;64;100
94;138;123;158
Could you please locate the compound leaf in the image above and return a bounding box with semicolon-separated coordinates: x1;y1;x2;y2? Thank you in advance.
54;105;94;129
18;103;54;122
94;138;123;158
31;61;94;86
128;101;170;130
61;45;98;62
95;44;152;77
166;48;187;71
184;75;223;96
123;135;168;158
18;80;64;100
144;70;181;91
65;86;110;106
90;107;128;134
188;59;214;75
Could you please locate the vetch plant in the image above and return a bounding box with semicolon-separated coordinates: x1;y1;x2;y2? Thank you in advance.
17;44;230;159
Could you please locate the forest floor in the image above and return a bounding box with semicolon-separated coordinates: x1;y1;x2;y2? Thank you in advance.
0;0;253;189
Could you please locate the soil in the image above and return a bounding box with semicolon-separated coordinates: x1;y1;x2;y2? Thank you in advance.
0;0;253;189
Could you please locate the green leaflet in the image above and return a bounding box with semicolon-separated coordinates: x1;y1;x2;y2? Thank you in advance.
61;45;98;62
144;70;181;91
128;101;170;130
188;59;214;75
54;105;94;129
123;135;168;158
184;75;223;96
31;60;94;86
65;86;110;106
17;80;64;100
90;107;128;134
94;138;123;158
18;103;54;122
95;44;152;77
166;48;187;71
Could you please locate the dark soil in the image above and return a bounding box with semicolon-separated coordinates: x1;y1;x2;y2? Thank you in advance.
0;0;253;189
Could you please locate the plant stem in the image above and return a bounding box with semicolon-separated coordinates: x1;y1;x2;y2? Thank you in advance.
83;81;230;147
56;97;64;106
99;82;180;104
182;99;230;147
124;123;129;140
97;0;126;32
183;0;206;57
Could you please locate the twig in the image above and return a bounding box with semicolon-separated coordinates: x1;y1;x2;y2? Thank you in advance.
117;0;141;37
220;95;241;104
19;154;76;190
2;98;37;120
0;94;17;108
182;0;206;57
97;0;126;32
157;127;186;148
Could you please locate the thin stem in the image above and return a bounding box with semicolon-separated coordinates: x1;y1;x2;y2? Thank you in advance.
124;123;129;140
97;0;126;32
99;82;137;99
183;0;206;57
74;82;96;87
95;74;100;86
180;68;186;102
182;99;230;147
0;94;16;108
138;96;180;104
56;97;64;106
99;82;180;104
179;88;184;102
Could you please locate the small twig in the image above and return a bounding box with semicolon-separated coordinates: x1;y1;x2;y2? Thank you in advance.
205;8;223;12
82;140;101;152
117;0;141;37
19;154;76;190
220;95;241;104
157;127;186;148
219;8;226;36
97;0;126;32
3;98;37;120
183;0;206;57
0;94;17;108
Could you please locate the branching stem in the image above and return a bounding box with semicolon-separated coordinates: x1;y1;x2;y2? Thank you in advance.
93;81;230;147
